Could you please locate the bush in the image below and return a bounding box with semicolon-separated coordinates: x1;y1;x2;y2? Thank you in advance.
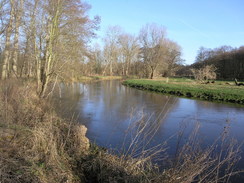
191;65;217;81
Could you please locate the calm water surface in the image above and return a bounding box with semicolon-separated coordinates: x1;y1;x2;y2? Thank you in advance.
52;80;244;180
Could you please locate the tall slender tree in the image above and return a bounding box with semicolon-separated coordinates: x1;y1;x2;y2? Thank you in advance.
1;0;14;79
12;0;24;77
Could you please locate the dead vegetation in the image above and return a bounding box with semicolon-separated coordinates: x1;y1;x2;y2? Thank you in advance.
191;64;217;82
0;79;89;183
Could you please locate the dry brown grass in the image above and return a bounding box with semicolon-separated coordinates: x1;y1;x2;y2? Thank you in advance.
0;79;89;183
160;123;242;183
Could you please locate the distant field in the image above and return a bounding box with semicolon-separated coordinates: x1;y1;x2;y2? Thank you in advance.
123;78;244;104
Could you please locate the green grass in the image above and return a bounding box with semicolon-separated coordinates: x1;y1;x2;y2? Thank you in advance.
123;79;244;104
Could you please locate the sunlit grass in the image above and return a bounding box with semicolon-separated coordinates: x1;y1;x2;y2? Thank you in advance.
123;78;244;104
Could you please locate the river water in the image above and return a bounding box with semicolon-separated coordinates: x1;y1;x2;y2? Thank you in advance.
52;80;244;180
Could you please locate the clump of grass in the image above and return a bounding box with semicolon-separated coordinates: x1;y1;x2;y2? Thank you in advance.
0;79;89;183
123;79;244;104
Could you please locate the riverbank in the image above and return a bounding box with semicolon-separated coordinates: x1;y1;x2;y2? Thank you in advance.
0;79;166;182
70;75;123;83
0;79;149;182
0;79;242;183
123;78;244;104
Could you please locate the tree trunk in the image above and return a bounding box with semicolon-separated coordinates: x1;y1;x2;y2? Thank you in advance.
12;0;23;77
1;0;14;79
39;0;63;97
150;67;154;79
125;58;129;76
109;60;113;76
150;71;154;79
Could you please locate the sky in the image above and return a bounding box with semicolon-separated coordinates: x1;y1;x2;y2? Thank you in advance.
86;0;244;65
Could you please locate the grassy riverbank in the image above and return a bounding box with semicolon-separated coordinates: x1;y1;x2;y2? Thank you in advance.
123;78;244;104
0;79;242;183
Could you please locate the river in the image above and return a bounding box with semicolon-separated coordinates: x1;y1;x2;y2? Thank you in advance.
52;80;244;181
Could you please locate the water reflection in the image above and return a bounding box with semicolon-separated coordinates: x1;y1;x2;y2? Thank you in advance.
52;80;244;177
53;80;244;146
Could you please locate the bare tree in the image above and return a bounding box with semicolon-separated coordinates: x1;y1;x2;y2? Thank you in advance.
163;39;182;77
36;0;99;96
103;26;122;76
36;0;63;97
0;0;8;36
139;24;167;79
0;0;99;90
89;43;103;75
1;0;14;79
19;0;40;78
118;33;139;76
12;0;24;77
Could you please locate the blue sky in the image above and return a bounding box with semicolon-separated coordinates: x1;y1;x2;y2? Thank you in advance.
87;0;244;64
